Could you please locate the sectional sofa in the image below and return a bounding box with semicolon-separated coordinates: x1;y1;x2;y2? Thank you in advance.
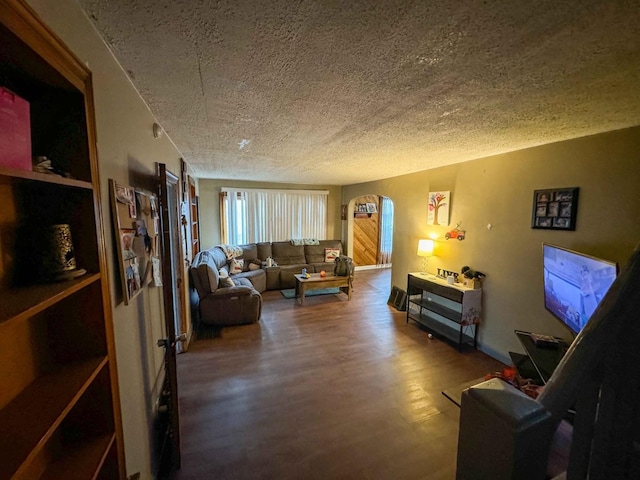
190;240;344;325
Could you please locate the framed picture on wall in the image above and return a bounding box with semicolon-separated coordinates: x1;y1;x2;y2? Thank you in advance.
110;179;160;305
428;191;450;226
531;187;579;231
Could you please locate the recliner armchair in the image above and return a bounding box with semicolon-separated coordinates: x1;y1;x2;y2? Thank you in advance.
190;249;262;326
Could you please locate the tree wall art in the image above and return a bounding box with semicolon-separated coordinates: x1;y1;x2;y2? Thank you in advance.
428;191;450;226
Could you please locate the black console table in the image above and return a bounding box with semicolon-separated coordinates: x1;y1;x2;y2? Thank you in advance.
513;330;570;384
406;273;482;350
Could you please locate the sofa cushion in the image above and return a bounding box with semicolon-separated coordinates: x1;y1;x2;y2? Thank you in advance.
304;240;343;264
308;262;335;273
247;259;261;270
218;268;234;287
237;244;259;269
272;241;306;265
257;242;273;261
232;277;254;288
209;247;229;269
192;250;220;295
277;264;309;289
232;269;267;292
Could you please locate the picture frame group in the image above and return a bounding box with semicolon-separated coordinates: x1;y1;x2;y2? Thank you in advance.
531;187;579;231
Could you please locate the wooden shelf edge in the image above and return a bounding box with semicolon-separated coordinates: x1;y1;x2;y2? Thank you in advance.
40;433;115;480
0;272;101;325
0;166;93;189
408;300;460;323
0;356;109;480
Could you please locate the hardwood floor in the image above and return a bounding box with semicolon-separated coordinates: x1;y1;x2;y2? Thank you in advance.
174;269;504;479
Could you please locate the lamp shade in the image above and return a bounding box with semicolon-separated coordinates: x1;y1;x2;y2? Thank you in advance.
417;239;435;257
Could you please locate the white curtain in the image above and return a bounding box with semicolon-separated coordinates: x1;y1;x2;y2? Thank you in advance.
379;196;394;264
222;188;328;243
223;189;247;244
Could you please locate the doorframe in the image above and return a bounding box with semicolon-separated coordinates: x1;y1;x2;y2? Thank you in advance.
346;194;394;269
156;162;184;473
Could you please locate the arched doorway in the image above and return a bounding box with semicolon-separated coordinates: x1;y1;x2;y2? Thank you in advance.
347;195;394;268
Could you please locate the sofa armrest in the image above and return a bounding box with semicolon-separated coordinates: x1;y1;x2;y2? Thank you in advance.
198;285;262;326
456;378;555;480
210;285;255;299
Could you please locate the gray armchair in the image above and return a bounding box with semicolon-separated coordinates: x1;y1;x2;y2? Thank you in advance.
190;249;262;326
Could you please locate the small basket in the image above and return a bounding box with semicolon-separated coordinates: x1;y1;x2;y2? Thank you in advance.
462;277;481;289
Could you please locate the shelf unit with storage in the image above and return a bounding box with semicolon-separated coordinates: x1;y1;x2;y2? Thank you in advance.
0;0;124;478
406;273;482;350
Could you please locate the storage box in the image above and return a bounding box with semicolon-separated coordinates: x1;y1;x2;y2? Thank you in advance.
0;87;31;171
463;277;481;289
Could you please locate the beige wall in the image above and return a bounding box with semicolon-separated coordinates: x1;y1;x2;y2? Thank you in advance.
343;126;640;361
199;179;342;248
27;1;185;477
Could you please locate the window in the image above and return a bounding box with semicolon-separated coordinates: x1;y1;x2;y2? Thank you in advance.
379;196;394;264
220;188;328;244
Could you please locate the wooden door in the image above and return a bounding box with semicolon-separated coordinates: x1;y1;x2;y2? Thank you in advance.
156;163;185;473
353;195;380;266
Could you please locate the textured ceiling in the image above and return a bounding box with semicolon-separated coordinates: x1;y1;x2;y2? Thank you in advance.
78;0;640;185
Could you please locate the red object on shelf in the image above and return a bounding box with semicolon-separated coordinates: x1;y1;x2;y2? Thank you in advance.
0;87;31;171
502;366;516;381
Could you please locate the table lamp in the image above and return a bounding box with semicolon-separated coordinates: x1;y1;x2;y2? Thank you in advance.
417;239;435;273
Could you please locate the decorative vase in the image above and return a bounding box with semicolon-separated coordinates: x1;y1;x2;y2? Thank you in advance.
42;224;76;274
41;224;86;281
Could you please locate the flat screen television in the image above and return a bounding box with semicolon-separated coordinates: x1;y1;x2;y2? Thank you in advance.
542;243;617;335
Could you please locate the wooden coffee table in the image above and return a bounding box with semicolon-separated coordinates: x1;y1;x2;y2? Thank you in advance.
294;273;352;305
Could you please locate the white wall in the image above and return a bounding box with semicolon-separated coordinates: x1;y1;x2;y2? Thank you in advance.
26;1;185;477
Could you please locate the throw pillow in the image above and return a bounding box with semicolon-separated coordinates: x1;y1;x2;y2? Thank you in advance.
247;258;262;271
230;258;244;274
220;244;243;260
218;268;234;288
324;248;340;262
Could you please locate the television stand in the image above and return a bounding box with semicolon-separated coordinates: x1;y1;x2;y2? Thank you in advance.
514;330;570;384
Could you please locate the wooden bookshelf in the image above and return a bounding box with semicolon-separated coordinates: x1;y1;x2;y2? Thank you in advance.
0;0;125;477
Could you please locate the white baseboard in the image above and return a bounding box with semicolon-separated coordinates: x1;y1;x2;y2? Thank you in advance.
354;264;392;271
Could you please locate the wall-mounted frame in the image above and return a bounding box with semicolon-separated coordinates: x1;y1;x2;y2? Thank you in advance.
110;179;161;304
428;191;450;226
531;187;579;231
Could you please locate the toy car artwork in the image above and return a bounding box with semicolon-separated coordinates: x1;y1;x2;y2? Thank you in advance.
445;224;466;241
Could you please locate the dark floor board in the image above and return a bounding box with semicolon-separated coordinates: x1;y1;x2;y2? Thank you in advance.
175;268;503;479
